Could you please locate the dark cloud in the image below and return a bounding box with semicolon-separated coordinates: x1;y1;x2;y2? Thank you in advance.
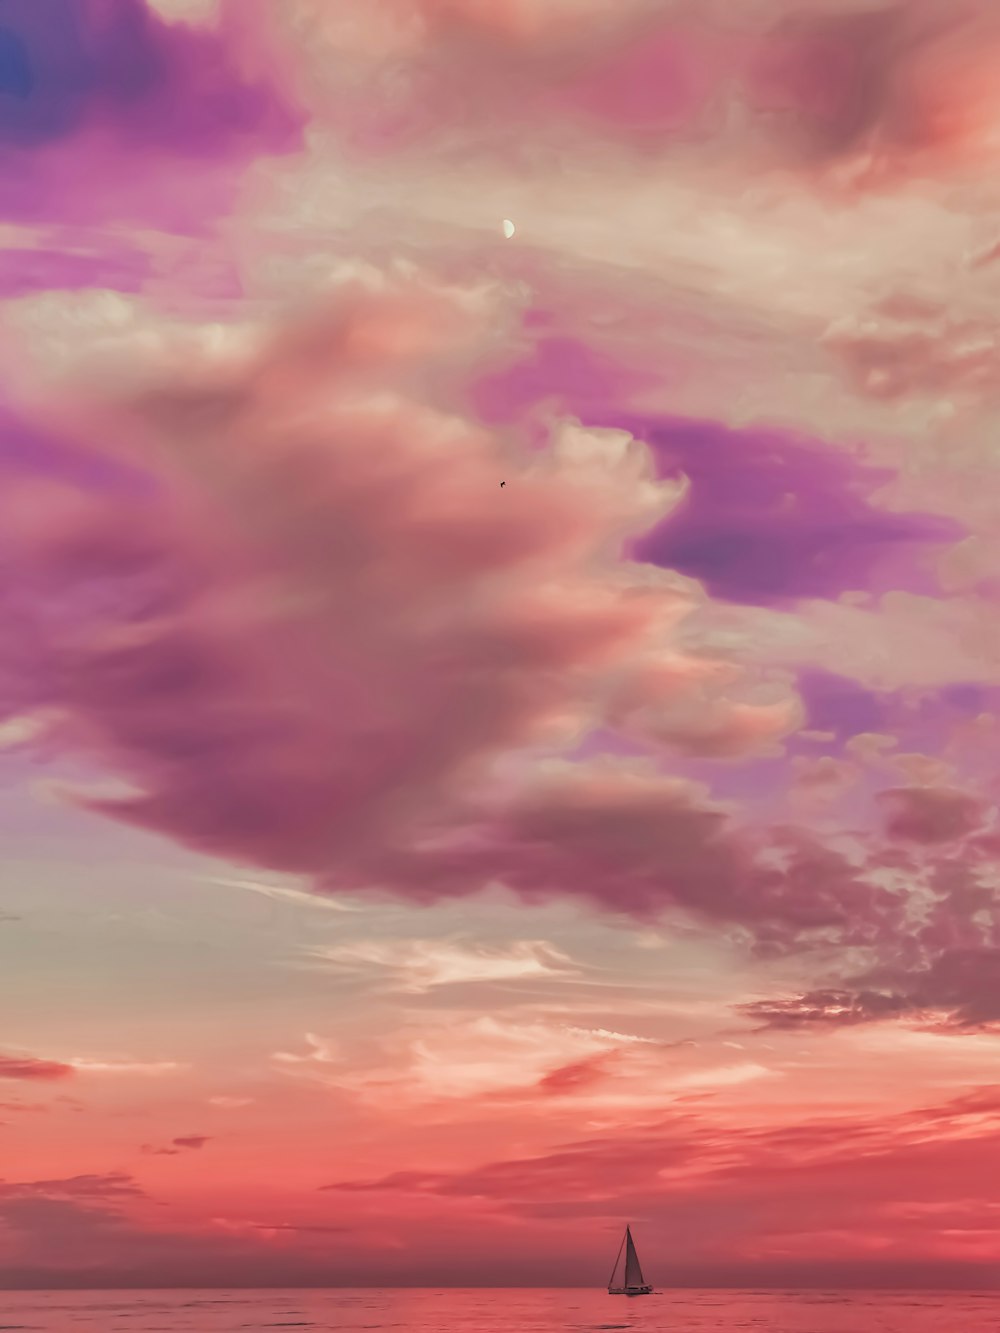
142;1135;212;1156
742;947;1000;1035
171;1135;210;1150
0;1172;142;1198
740;989;911;1031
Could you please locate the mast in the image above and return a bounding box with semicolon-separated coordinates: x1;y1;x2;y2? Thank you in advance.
607;1228;627;1290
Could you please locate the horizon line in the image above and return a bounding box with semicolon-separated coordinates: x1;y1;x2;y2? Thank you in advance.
4;1282;1000;1292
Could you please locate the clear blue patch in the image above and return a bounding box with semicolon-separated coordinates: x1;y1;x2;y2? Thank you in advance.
0;26;32;99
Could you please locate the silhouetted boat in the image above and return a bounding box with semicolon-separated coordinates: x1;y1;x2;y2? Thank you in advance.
607;1224;653;1296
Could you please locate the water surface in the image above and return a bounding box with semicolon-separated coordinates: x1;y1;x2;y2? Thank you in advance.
2;1288;997;1332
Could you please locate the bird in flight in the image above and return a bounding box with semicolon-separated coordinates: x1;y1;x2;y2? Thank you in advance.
500;481;506;487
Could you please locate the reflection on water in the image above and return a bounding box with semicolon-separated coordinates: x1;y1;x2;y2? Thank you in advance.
1;1288;998;1333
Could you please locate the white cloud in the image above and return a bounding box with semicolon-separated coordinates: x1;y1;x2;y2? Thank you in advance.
671;1062;775;1090
306;937;579;992
69;1059;185;1075
273;1033;340;1067
211;876;361;912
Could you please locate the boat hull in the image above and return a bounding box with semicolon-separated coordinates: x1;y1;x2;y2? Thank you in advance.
608;1286;653;1296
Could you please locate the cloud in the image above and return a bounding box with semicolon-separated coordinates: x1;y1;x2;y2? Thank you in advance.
142;1135;211;1155
878;786;990;845
252;0;724;166
248;1222;348;1235
0;1052;74;1081
824;300;1000;402
746;3;1000;186
326;1089;913;1196
305;1011;766;1110
745;5;899;166
320;1085;1000;1274
68;1059;184;1075
307;937;578;992
0;242;151;300
741;989;911;1032
310;1015;651;1103
211;876;360;912
273;1034;340;1069
0;0;301;228
741;947;1000;1036
535;1052;614;1096
0;1172;143;1199
0;1171;318;1288
628;417;956;608
0;279;808;932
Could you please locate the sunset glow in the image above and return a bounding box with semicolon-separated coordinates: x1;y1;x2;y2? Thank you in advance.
3;0;1000;1291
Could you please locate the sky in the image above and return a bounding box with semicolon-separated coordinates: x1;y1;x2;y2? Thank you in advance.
2;0;1000;1292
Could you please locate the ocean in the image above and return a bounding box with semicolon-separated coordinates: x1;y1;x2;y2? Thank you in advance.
1;1289;997;1332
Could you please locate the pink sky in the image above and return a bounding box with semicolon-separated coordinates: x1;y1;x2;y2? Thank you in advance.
2;0;1000;1290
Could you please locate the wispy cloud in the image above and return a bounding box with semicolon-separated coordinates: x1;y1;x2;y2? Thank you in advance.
306;937;579;992
68;1059;185;1076
210;877;361;912
141;1135;211;1157
273;1034;340;1068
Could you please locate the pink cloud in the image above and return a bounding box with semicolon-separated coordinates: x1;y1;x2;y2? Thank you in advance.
255;0;732;162
0;1053;74;1082
0;245;151;299
0;282;809;933
746;1;1000;186
320;1087;1000;1284
171;1134;210;1150
0;1173;142;1198
141;1135;212;1155
535;1053;616;1096
878;785;988;844
824;299;1000;402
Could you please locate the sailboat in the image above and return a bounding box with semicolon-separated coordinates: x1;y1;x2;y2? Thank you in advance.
607;1224;653;1296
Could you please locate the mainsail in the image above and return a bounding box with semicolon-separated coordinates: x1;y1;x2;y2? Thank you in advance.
607;1224;652;1295
624;1227;645;1289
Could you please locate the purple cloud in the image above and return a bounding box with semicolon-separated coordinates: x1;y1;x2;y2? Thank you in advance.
797;669;887;740
0;244;150;297
0;0;302;228
626;418;958;606
474;335;658;426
